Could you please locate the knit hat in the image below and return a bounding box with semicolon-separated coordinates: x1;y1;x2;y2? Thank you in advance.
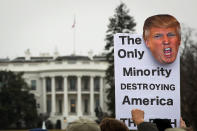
67;118;101;131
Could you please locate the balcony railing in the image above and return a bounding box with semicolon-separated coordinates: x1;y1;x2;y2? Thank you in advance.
82;88;90;91
83;112;90;115
68;88;77;91
56;88;63;91
94;87;100;92
55;112;62;116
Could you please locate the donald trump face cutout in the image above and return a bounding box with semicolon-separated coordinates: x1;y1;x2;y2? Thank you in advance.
143;14;181;64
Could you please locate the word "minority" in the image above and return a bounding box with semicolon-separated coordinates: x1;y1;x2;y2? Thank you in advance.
123;67;172;78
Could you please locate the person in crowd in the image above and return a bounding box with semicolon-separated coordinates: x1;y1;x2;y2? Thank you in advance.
131;109;158;131
66;118;100;131
143;14;181;64
153;119;172;131
100;117;129;131
131;109;192;131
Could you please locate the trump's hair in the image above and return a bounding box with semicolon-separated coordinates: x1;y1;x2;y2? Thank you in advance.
143;14;181;41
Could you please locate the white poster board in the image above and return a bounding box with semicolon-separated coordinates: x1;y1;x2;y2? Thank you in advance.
114;33;180;130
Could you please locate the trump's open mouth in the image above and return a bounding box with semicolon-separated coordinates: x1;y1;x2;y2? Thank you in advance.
164;47;172;58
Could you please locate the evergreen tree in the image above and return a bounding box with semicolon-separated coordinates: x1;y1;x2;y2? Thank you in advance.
104;3;136;117
0;71;38;129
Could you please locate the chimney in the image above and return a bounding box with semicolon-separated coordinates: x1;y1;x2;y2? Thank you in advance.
53;47;59;59
25;49;31;61
88;50;93;60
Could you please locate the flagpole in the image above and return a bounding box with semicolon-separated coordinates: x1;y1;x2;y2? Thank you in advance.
74;22;76;55
72;15;76;55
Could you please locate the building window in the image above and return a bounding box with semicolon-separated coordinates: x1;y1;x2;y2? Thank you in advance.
82;76;89;91
37;104;40;108
58;99;62;114
46;78;51;92
31;80;36;90
47;99;51;113
95;98;101;117
70;99;76;113
95;98;100;108
84;99;89;113
68;77;77;91
56;77;63;91
94;77;100;91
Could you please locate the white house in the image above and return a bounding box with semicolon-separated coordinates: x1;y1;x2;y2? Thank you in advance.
0;53;109;129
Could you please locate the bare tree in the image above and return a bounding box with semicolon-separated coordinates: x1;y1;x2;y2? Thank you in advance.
180;25;197;130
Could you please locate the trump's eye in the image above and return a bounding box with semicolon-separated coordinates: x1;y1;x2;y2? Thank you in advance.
167;33;176;37
153;34;163;39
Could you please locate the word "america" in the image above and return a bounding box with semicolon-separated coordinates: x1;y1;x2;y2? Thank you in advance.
122;96;173;106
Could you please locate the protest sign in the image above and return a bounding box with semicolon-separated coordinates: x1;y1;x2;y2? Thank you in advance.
114;33;180;130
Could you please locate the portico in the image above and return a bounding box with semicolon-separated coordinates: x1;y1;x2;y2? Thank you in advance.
41;74;104;118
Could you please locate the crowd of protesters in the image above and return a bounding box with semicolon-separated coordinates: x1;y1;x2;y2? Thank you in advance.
66;108;193;131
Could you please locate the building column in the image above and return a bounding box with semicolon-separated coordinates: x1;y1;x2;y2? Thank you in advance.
63;75;68;117
90;75;95;116
42;77;47;113
77;75;82;116
51;76;56;116
99;76;104;109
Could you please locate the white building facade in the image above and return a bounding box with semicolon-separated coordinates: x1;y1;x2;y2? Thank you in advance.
0;55;109;129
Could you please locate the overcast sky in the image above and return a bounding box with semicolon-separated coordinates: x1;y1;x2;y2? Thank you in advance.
0;0;197;59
